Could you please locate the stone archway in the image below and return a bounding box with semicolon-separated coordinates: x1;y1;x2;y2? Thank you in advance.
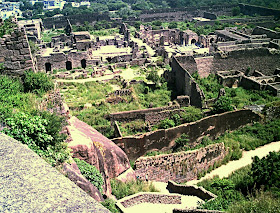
81;59;86;69
66;61;72;70
45;62;51;72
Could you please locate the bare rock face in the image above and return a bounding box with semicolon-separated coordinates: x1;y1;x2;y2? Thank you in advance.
67;116;135;195
62;161;104;202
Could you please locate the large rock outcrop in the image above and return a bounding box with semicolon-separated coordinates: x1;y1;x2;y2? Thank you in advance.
67;116;135;195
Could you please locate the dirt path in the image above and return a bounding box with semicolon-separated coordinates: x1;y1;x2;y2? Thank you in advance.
153;141;280;190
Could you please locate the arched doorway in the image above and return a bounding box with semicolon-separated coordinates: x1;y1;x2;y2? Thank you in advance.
45;63;51;72
81;59;86;69
191;39;196;44
66;61;72;70
210;38;214;43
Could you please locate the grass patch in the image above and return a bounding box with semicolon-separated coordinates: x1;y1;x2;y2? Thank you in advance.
110;179;159;200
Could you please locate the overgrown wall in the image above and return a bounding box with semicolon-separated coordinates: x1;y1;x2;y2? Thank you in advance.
239;3;280;18
112;109;261;160
134;143;227;183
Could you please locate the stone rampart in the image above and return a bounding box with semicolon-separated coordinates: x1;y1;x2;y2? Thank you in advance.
112;109;261;160
134;143;227;183
167;181;216;201
239;3;280;18
42;13;110;29
0;27;35;76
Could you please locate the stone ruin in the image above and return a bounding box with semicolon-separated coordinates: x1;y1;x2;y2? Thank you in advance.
36;23;150;74
0;24;36;76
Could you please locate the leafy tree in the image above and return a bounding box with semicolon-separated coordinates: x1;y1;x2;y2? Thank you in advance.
251;151;280;190
174;133;189;150
74;158;104;192
0;18;17;38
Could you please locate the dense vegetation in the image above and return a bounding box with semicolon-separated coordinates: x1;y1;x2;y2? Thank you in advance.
198;150;280;212
60;78;173;138
0;72;70;166
192;72;279;112
74;158;104;192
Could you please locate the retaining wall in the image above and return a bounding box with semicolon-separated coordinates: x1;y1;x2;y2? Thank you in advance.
134;143;227;183
112;109;261;160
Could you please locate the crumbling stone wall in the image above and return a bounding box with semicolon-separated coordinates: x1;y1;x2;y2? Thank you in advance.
134;143;227;183
0;27;35;76
112;109;261;160
252;26;280;39
171;56;205;108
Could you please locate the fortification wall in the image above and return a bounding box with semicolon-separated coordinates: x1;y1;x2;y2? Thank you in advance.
42;13;110;29
239;3;280;18
212;48;280;75
0;27;35;76
134;143;227;183
112;109;261;160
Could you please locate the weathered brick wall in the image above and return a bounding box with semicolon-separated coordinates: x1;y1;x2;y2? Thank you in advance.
0;27;35;76
112;109;261;160
144;109;183;125
134;143;227;183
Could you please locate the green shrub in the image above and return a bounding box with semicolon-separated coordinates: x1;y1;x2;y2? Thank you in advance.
174;133;189;151
158;118;175;129
74;158;104;192
2;111;70;166
180;106;203;123
101;199;120;213
251;151;280;191
212;96;233;114
23;70;54;94
228;190;280;213
110;179;159;200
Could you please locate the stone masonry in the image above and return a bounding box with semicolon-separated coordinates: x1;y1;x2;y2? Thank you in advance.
0;27;35;76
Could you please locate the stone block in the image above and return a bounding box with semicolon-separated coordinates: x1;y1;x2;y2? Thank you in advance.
20;48;30;55
22;42;29;48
